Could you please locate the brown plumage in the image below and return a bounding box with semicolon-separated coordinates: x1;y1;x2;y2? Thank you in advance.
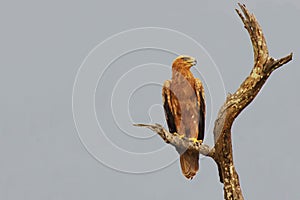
162;55;205;179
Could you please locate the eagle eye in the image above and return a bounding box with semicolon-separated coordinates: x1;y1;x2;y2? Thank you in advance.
182;57;189;61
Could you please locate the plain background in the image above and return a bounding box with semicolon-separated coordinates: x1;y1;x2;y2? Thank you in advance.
1;0;299;199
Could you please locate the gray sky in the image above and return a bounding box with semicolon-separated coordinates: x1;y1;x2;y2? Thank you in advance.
0;0;299;199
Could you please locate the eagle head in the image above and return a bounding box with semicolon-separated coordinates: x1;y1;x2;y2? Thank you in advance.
172;55;197;70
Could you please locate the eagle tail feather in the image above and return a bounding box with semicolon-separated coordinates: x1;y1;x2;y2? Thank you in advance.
180;150;199;179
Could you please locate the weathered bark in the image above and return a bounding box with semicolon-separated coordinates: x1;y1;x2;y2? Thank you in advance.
213;4;292;199
134;3;292;200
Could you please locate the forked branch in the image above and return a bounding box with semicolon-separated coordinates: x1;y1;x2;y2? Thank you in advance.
134;3;292;200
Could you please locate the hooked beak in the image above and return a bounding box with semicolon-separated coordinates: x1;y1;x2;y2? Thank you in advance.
188;58;197;67
191;59;197;66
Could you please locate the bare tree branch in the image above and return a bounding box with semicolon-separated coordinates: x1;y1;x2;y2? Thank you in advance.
213;3;292;200
134;3;292;200
134;123;214;157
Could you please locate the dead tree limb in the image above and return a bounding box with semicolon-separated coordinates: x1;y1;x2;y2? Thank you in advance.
134;3;292;200
213;4;292;200
133;123;214;157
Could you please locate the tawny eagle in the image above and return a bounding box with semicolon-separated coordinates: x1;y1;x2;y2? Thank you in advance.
162;55;206;179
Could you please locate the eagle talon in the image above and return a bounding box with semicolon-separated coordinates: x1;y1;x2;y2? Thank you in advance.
189;138;202;144
179;134;185;139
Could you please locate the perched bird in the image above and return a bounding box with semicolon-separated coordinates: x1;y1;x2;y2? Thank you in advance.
162;55;206;179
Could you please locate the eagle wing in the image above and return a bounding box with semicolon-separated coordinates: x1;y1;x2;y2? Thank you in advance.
162;80;177;133
195;78;206;141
